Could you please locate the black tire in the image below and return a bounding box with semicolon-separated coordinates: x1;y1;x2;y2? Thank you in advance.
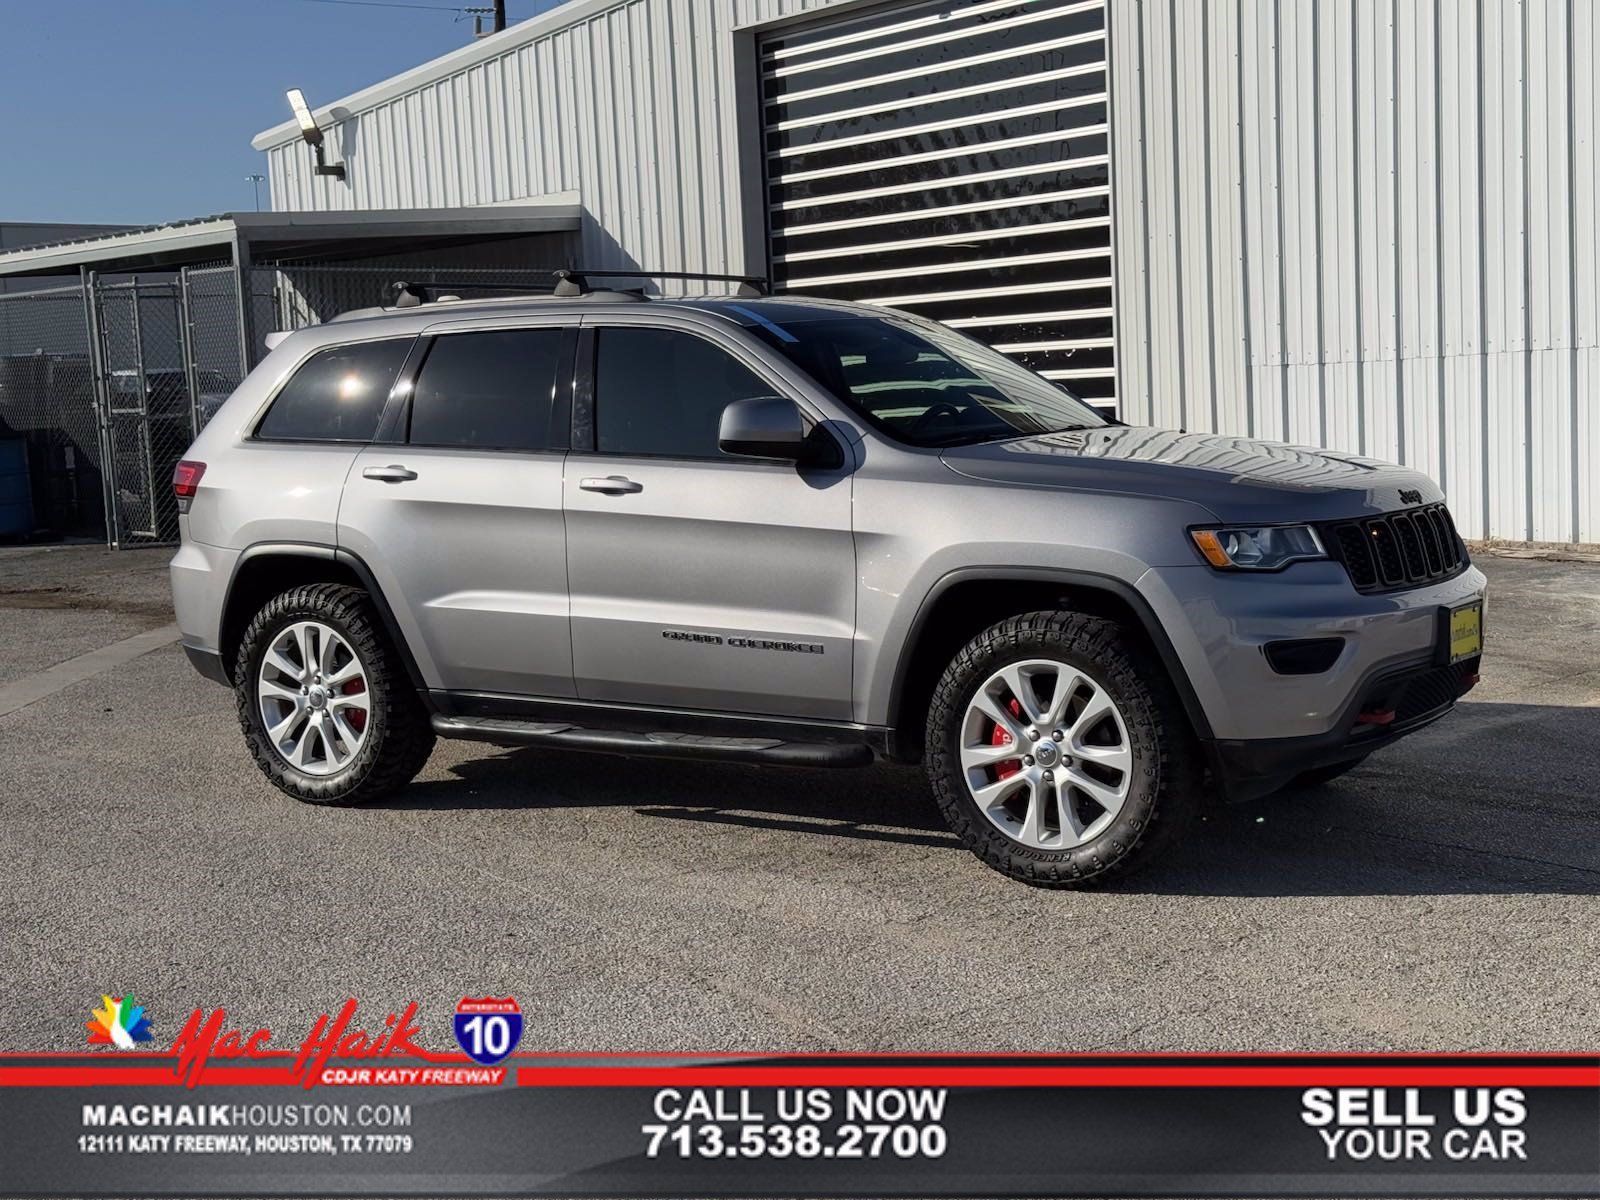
233;583;435;805
1291;754;1369;790
925;611;1205;888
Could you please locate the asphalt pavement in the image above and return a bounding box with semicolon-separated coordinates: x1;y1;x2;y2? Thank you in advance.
2;543;1597;1053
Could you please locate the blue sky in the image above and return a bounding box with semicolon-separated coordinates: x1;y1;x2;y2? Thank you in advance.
0;0;566;227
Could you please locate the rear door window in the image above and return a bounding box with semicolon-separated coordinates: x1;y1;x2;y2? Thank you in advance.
255;337;412;442
407;328;568;451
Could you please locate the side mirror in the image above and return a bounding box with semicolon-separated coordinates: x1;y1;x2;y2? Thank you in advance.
718;395;807;461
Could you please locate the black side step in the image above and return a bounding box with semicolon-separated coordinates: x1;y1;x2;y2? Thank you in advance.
430;715;874;768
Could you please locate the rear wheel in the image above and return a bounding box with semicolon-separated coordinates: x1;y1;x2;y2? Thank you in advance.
234;583;434;805
926;611;1204;888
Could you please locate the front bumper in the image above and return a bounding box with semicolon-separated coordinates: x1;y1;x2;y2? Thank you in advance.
1136;559;1486;789
1209;654;1480;799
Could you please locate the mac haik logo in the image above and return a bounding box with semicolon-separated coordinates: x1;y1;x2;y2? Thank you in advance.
87;995;154;1048
453;997;522;1065
169;998;424;1088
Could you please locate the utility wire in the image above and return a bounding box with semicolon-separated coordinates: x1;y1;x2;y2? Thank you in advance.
282;0;491;13
279;0;557;18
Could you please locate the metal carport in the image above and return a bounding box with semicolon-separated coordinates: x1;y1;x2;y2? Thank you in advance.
0;199;581;546
0;201;582;279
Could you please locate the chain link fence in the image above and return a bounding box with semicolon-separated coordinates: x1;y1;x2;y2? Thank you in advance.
0;284;105;540
0;261;561;545
185;264;249;406
0;266;244;545
98;279;186;542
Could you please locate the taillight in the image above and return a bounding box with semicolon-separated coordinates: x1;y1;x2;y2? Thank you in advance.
173;460;206;513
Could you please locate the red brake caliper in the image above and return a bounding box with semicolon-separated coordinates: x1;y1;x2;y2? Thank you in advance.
992;697;1024;780
342;677;367;732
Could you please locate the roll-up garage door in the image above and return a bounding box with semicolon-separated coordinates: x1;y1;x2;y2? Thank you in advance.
760;0;1115;408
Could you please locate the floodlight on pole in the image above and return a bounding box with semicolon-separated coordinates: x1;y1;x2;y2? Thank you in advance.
286;89;322;145
284;88;345;180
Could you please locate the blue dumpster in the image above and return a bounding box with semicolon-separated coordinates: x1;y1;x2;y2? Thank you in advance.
0;438;32;537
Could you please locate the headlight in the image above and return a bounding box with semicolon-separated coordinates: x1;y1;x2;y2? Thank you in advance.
1190;525;1326;570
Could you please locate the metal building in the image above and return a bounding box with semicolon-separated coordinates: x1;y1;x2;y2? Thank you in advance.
250;0;1595;544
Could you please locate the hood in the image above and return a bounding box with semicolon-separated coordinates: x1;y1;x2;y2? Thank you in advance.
940;427;1444;524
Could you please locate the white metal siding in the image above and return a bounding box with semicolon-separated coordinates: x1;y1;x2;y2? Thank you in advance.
264;0;1598;542
1110;0;1600;542
266;0;845;284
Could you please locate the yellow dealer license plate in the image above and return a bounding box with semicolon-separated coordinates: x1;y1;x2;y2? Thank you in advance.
1447;602;1483;663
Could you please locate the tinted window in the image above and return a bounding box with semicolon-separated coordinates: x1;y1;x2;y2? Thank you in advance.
408;329;567;451
595;328;775;458
256;338;412;442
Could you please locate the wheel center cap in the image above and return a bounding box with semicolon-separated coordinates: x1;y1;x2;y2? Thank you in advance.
307;686;329;710
1034;741;1059;767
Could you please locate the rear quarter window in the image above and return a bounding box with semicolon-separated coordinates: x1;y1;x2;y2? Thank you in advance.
255;337;413;442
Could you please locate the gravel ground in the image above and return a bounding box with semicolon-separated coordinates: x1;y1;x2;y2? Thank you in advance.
0;544;173;684
1;545;1596;1053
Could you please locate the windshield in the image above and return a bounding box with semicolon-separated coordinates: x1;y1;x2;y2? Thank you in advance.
746;311;1108;447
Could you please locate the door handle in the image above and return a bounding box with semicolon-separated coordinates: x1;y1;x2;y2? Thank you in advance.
362;465;418;483
579;475;643;495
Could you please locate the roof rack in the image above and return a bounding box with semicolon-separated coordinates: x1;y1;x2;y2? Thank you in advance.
375;267;770;314
388;279;557;307
552;268;769;298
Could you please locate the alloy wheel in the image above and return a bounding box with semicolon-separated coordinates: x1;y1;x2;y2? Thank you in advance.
256;620;371;777
959;658;1133;849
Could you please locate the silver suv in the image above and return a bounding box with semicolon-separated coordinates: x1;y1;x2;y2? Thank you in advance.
170;279;1486;887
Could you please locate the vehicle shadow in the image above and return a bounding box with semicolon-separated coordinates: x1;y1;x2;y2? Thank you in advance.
379;700;1600;896
1106;698;1600;898
383;747;959;849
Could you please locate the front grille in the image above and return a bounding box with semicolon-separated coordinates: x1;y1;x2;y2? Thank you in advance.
1321;502;1468;593
1392;662;1472;724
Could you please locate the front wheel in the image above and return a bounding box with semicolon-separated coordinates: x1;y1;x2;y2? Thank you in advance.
234;583;435;805
925;611;1205;888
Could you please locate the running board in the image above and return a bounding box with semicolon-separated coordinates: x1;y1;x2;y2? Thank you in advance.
430;715;874;768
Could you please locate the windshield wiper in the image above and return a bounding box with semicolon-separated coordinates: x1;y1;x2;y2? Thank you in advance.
923;431;1015;447
923;420;1111;448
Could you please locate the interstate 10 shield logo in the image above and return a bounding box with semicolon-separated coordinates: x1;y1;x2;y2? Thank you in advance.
453;997;522;1065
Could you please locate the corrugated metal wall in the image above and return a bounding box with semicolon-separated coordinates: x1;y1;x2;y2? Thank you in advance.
266;0;843;281
263;0;1598;543
1110;0;1599;542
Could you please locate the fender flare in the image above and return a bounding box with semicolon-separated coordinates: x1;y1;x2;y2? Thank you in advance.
885;565;1215;743
221;541;428;693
